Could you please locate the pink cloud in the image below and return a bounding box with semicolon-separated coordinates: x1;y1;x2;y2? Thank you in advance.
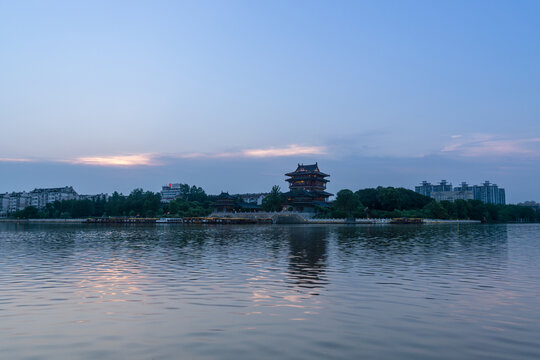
68;154;156;167
242;145;326;158
176;144;327;159
3;144;327;167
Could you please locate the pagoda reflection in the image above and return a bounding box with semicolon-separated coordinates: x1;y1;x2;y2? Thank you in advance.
286;226;329;292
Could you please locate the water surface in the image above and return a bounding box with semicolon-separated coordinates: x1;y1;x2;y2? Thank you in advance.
1;223;539;359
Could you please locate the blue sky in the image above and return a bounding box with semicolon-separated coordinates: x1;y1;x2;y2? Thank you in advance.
1;0;539;202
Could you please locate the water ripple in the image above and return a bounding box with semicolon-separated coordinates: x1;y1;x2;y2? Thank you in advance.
0;223;539;359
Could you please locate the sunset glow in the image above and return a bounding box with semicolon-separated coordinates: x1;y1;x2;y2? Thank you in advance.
70;154;154;167
177;145;327;159
242;145;327;158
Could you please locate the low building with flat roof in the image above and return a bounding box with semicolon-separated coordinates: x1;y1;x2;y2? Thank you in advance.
431;190;474;202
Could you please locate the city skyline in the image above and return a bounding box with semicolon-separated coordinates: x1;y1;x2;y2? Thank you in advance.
1;1;540;203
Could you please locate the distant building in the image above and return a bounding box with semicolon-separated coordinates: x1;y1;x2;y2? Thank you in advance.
214;192;237;213
0;193;14;215
11;192;31;213
415;180;452;197
0;193;8;216
430;181;474;202
282;163;332;212
212;192;266;213
517;201;540;211
430;190;474;202
454;181;472;191
0;187;107;215
78;193;109;202
235;193;268;205
473;181;505;205
29;186;78;209
160;183;185;203
415;180;506;204
415;181;432;197
0;192;32;214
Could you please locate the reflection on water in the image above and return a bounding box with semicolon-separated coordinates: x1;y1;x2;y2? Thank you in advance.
287;226;328;292
0;223;539;360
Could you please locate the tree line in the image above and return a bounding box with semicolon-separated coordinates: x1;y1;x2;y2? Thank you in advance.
10;185;213;219
316;186;539;222
9;184;540;223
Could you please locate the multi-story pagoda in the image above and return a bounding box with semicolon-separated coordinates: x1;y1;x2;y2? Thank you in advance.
214;192;237;213
283;163;332;212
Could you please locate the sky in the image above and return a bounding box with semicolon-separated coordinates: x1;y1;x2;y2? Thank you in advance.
1;0;539;202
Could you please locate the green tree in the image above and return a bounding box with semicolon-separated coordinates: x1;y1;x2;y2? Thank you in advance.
355;188;381;210
454;199;469;219
424;201;449;219
440;200;457;219
262;185;283;212
356;187;431;212
13;206;39;219
334;189;362;218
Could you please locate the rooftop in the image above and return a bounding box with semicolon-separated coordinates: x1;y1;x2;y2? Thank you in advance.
285;162;330;177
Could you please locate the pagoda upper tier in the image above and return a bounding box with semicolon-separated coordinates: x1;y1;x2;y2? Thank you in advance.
285;162;330;193
285;163;330;178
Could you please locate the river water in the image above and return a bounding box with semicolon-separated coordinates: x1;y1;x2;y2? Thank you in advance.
0;223;539;359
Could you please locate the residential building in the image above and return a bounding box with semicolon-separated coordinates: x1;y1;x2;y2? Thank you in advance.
415;180;506;204
236;193;268;205
454;182;473;192
430;190;474;202
0;193;10;216
415;180;452;197
29;186;78;209
161;183;186;203
473;181;506;205
415;181;432;197
78;193;109;202
7;192;31;213
0;187;108;215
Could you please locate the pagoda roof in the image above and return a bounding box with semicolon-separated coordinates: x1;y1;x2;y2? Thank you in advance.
216;192;235;199
283;189;317;198
297;163;318;172
283;189;333;198
285;162;329;177
312;190;333;197
286;176;329;182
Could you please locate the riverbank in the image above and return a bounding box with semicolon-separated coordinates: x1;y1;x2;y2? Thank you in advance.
0;217;482;225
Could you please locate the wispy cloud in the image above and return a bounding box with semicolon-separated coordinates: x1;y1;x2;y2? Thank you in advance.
441;134;540;158
0;157;34;163
68;154;156;167
242;144;326;158
2;144;327;168
176;144;327;159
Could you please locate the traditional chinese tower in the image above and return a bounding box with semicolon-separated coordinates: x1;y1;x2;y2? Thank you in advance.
283;163;332;212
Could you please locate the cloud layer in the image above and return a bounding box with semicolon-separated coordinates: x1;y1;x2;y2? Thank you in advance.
177;144;327;159
39;145;328;167
441;135;540;158
0;158;34;163
68;154;155;167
